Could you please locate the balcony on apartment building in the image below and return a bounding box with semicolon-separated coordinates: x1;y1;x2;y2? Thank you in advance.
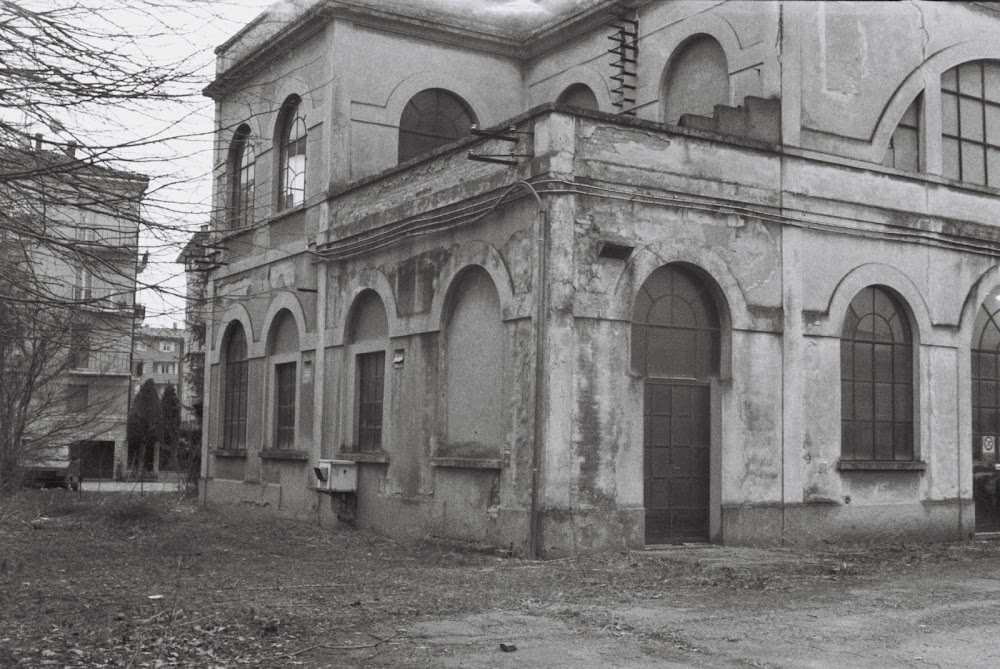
72;284;134;314
68;348;131;376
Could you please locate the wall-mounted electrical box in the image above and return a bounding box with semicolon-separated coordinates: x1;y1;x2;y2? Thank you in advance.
316;459;357;492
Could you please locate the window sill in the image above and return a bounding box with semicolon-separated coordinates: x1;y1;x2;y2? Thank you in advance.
431;457;503;470
260;449;309;461
213;449;248;459
337;451;390;464
270;203;306;224
837;460;927;472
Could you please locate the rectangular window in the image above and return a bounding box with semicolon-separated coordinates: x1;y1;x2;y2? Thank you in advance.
69;329;90;369
275;362;297;449
159;340;176;353
222;358;248;450
74;267;92;301
136;340;147;352
66;385;88;412
357;351;385;451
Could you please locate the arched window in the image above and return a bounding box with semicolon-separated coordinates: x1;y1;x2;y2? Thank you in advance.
267;311;299;450
662;35;730;126
941;60;1000;188
222;323;248;450
443;268;504;458
276;96;306;211
347;291;388;452
632;265;720;379
557;84;599;111
229;124;255;229
840;287;913;462
398;89;476;164
882;96;921;173
973;300;1000;463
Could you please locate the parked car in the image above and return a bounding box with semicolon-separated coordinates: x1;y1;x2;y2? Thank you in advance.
22;466;70;489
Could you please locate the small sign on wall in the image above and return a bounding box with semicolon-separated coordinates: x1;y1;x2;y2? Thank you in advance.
983;435;996;462
301;351;314;384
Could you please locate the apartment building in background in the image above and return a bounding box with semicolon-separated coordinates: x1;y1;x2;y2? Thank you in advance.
132;324;186;401
1;137;147;483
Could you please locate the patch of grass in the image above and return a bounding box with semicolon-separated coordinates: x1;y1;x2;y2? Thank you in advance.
103;497;167;529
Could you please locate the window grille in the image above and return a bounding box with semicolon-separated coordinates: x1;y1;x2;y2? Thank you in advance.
222;325;248;450
631;265;720;379
840;287;914;461
230;125;255;228
972;300;1000;462
274;362;297;449
277;98;306;211
942;60;1000;188
357;351;385;450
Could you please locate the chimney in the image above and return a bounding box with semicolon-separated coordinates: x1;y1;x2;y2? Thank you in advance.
65;141;77;159
34;133;43;150
172;322;177;329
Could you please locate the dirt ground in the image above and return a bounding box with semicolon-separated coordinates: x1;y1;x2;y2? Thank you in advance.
2;492;999;668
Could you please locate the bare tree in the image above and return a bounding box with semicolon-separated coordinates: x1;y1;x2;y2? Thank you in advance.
0;0;267;488
0;240;136;491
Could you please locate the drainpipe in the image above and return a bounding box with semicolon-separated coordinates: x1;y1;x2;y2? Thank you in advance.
519;180;547;559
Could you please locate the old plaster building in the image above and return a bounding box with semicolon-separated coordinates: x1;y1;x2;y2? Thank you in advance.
199;0;1000;555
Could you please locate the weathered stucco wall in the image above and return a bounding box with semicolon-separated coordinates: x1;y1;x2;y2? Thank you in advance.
201;0;1000;553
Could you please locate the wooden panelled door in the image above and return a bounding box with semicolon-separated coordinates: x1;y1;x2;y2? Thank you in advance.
633;265;720;545
643;380;711;543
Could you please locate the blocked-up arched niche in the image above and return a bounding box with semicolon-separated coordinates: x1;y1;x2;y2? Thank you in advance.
442;267;504;459
398;89;477;164
661;35;730;126
557;83;599;111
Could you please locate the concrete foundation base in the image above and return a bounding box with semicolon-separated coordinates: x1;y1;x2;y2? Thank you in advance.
540;506;645;558
722;499;974;547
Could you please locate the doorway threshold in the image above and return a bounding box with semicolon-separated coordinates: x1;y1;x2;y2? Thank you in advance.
644;542;713;550
974;531;1000;540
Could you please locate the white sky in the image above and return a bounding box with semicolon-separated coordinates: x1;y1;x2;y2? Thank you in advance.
129;0;570;327
9;1;584;328
128;0;275;328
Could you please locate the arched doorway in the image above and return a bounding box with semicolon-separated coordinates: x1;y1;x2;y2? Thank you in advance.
972;297;1000;532
632;265;720;544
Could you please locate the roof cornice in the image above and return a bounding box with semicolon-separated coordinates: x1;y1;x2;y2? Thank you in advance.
204;0;650;99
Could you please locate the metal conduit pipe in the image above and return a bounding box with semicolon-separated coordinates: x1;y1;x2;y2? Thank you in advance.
515;180;547;560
